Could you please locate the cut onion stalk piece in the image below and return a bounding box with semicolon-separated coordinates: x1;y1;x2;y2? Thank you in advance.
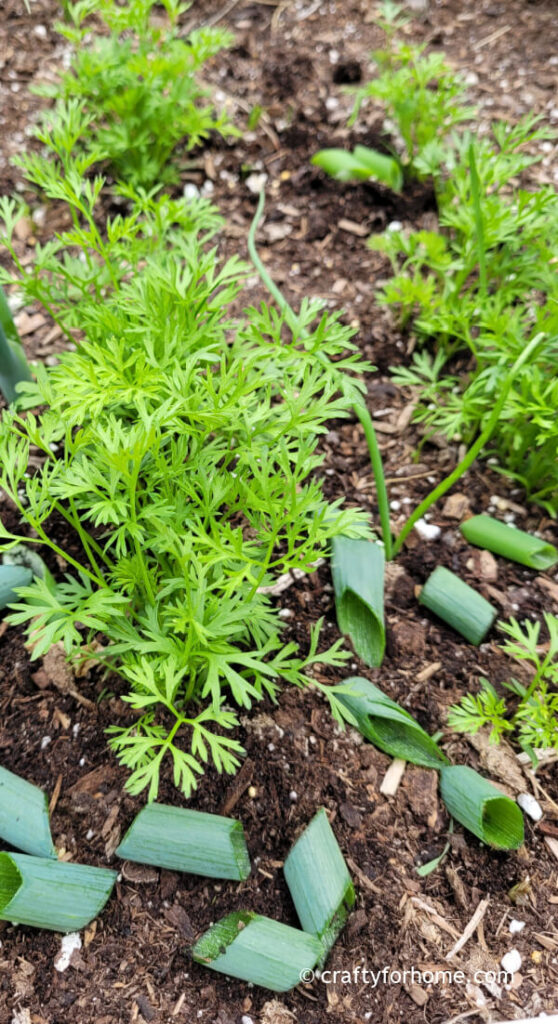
336;677;448;769
331;536;385;667
418;565;496;645
0;765;56;858
0;852;117;931
461;514;558;570
284;807;355;961
439;765;524;850
0;564;32;611
116;803;250;880
192;911;323;992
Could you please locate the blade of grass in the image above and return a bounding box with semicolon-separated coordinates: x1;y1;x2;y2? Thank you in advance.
0;852;117;930
416;821;454;877
418;566;496;645
331;536;385;667
283;807;355;961
336;676;449;768
192;911;323;992
461;515;558;570
0;293;32;405
0;765;56;858
439;765;524;849
116;803;251;880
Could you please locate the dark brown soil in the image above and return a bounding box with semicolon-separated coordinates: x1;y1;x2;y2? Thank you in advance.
1;1;558;1023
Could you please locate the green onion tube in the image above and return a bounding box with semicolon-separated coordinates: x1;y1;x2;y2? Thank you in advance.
439;765;524;850
418;565;496;645
0;765;56;858
283;808;355;959
336;677;448;769
116;804;251;880
331;536;385;667
0;565;33;611
0;852;117;931
192;911;323;992
461;515;558;570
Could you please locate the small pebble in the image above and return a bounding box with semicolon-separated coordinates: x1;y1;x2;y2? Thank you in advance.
289;790;298;802
509;919;526;934
500;949;522;974
517;792;543;821
183;183;200;200
414;518;441;541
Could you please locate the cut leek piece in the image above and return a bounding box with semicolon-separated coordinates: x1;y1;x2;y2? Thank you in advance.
439;765;524;850
0;565;33;611
0;852;117;931
461;515;558;570
331;536;385;667
336;677;448;769
0;765;56;858
284;808;354;960
192;911;322;992
116;803;250;880
418;565;496;645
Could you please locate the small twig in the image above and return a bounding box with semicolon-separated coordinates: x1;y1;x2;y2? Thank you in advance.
445;897;490;961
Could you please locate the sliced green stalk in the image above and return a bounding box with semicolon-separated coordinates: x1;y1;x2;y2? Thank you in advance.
439;765;524;850
0;292;32;405
312;147;403;190
336;677;448;769
0;765;56;858
192;911;322;992
116;803;250;880
331;536;385;667
418;565;496;645
283;807;355;960
0;564;33;611
0;852;117;931
461;515;558;570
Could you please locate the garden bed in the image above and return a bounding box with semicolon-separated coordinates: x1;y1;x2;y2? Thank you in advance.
0;0;557;1022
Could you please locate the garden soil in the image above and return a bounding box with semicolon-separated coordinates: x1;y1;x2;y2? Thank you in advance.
0;1;557;1022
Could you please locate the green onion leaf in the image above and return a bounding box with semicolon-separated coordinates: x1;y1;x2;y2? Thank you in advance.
0;852;117;931
116;803;251;880
336;677;448;769
192;911;322;992
312;147;403;191
0;564;33;611
439;765;524;850
461;515;558;570
284;807;355;960
418;565;496;645
0;765;56;858
331;536;385;667
0;294;32;406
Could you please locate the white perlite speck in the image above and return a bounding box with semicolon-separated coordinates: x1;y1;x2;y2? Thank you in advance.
517;792;543;821
414;518;441;541
500;948;522;974
54;932;82;972
509;919;526;934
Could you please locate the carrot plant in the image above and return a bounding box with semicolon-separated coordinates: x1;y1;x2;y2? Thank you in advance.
32;0;234;189
449;614;558;758
0;189;374;800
